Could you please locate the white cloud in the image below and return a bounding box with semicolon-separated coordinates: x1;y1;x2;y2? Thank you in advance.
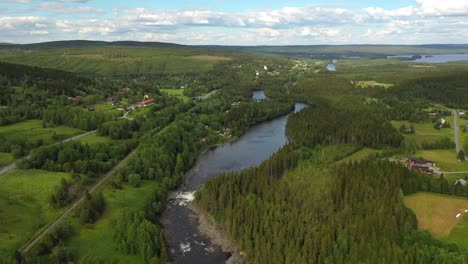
1;1;468;45
37;3;104;14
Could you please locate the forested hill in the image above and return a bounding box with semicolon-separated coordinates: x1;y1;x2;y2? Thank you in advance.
0;40;186;50
390;72;468;109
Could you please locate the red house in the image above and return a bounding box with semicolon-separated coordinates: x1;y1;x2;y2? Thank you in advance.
138;98;156;107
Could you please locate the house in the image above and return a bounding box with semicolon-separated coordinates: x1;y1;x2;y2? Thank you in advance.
222;127;231;136
408;157;435;167
460;112;466;117
455;179;467;186
138;98;156;107
107;96;114;103
264;66;268;71
411;165;431;174
428;112;439;117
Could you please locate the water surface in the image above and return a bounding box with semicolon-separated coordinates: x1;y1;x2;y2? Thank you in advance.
162;92;307;263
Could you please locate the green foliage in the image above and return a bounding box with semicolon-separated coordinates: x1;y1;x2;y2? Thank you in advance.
391;72;468;109
76;191;106;225
287;102;403;148
197;146;468;263
459;150;466;161
112;209;168;262
128;174;141;188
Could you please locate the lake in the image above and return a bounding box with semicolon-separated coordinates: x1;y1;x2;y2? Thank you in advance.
388;54;468;63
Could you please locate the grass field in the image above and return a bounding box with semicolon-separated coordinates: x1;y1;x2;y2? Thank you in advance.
0;119;84;145
161;88;191;102
414;150;468;172
391;120;453;146
127;106;152;118
66;181;158;263
0;152;14;168
0;46;221;75
404;193;468;237
0;169;70;257
78;133;112;145
189;55;231;62
355;80;393;89
444;212;468;249
92;102;122;114
336;148;381;164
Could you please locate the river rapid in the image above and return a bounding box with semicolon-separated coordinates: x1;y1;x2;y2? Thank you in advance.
162;91;307;263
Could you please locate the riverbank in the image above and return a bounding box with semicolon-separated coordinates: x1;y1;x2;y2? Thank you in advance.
188;202;244;264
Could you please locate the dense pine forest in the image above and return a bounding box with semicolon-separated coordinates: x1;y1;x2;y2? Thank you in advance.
197;146;468;264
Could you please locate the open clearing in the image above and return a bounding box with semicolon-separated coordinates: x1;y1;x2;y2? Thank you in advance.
391;120;453;146
66;181;157;263
0;169;70;257
78;133;112;145
0;119;84;144
415;150;468;172
404;193;468;237
161;88;191;102
336;148;381;164
189;55;231;62
355;80;393;89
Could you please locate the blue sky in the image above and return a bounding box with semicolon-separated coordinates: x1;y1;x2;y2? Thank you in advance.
1;0;468;45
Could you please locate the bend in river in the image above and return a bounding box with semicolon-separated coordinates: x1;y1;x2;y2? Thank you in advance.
162;91;307;264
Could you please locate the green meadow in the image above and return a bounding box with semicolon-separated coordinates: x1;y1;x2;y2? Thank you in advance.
391;120;453;146
78;133;113;145
0;169;70;257
160;88;191;102
414;150;468;172
336;148;381;164
0;119;83;145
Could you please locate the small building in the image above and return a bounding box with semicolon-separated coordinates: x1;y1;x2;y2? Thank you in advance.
428;112;439;117
138;98;156;107
408;156;435;167
106;96;114;103
460;112;466;117
411;165;431;174
455;179;467;186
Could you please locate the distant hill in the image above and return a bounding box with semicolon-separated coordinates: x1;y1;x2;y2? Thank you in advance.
0;40;186;50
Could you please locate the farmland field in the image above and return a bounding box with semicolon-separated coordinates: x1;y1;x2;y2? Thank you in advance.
444;213;468;249
161;88;191;102
0;119;84;145
0;169;70;257
355;80;393;88
414;150;468;172
391;120;453;146
404;193;468;237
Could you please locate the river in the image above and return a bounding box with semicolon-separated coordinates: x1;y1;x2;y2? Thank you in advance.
162;91;307;264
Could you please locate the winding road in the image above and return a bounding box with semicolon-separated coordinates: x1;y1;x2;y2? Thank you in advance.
0;130;97;176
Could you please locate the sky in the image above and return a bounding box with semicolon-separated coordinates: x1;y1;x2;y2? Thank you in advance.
1;0;468;45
